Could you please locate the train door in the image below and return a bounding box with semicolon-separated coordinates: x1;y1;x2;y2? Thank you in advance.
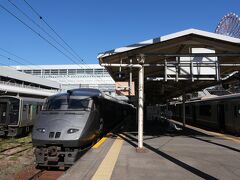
22;104;28;124
8;100;20;125
28;105;33;121
0;102;8;124
217;104;225;131
192;104;196;124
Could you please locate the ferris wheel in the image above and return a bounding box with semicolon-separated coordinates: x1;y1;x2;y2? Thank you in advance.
215;12;240;38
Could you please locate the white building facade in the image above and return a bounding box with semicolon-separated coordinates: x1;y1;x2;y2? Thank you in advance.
14;64;115;92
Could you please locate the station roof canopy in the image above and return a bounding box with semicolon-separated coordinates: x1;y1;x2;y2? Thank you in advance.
97;29;240;104
0;66;60;89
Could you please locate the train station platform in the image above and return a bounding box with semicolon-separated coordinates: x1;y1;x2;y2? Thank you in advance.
59;121;240;180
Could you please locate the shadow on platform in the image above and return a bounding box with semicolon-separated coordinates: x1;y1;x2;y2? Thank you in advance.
117;132;218;180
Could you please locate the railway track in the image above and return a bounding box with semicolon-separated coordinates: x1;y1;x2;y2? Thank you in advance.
28;169;65;180
0;144;24;153
0;144;32;157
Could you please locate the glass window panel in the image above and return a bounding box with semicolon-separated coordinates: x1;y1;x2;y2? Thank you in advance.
43;69;50;75
23;70;32;74
32;70;41;75
68;69;76;75
85;69;93;74
76;69;85;74
51;69;58;75
59;69;67;75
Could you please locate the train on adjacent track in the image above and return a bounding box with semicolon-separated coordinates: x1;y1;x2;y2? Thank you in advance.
0;95;45;136
32;88;135;168
169;93;240;134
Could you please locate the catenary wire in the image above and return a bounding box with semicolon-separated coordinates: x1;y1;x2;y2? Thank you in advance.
22;0;86;64
4;1;115;90
0;53;25;65
8;0;84;63
22;0;102;74
0;3;81;66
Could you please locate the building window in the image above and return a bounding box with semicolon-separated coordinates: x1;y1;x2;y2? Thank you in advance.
23;70;32;74
43;69;50;75
51;69;58;75
94;69;103;75
68;69;76;75
32;70;41;75
76;69;85;74
59;69;67;75
85;69;93;75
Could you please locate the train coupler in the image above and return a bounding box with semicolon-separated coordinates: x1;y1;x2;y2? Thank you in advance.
35;146;79;167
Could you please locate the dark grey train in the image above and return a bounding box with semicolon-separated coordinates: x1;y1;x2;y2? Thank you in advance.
0;95;45;136
170;93;240;134
32;88;135;167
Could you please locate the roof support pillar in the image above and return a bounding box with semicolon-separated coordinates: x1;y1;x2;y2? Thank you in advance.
182;93;186;127
137;65;144;149
136;54;145;152
101;60;146;151
129;59;133;96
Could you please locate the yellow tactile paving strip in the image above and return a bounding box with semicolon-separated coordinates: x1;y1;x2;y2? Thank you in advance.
91;135;123;180
92;133;112;149
202;130;240;143
92;137;108;149
171;120;240;143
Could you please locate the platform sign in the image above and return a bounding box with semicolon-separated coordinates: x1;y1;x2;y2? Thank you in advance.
115;82;135;96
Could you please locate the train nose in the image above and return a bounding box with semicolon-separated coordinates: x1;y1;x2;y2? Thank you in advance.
33;117;84;140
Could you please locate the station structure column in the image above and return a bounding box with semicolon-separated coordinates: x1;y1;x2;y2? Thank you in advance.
101;55;145;151
136;54;145;151
137;64;144;149
182;93;186;127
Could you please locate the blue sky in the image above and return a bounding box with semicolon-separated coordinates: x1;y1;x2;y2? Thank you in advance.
0;0;239;65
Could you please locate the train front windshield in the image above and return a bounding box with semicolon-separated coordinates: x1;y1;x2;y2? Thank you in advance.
44;95;91;111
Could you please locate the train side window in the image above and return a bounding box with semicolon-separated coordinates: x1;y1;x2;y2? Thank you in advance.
36;105;39;114
28;105;31;115
235;105;240;117
32;105;37;114
23;105;27;111
186;106;190;115
199;105;211;116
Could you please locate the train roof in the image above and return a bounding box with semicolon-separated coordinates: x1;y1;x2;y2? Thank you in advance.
67;88;102;97
174;93;240;104
47;88;134;107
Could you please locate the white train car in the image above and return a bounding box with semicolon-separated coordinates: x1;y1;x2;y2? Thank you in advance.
0;95;45;136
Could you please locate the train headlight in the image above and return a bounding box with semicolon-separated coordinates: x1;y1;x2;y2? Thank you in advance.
36;128;46;133
67;128;79;134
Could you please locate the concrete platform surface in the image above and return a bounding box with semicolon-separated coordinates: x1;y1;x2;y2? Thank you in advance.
59;122;240;180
